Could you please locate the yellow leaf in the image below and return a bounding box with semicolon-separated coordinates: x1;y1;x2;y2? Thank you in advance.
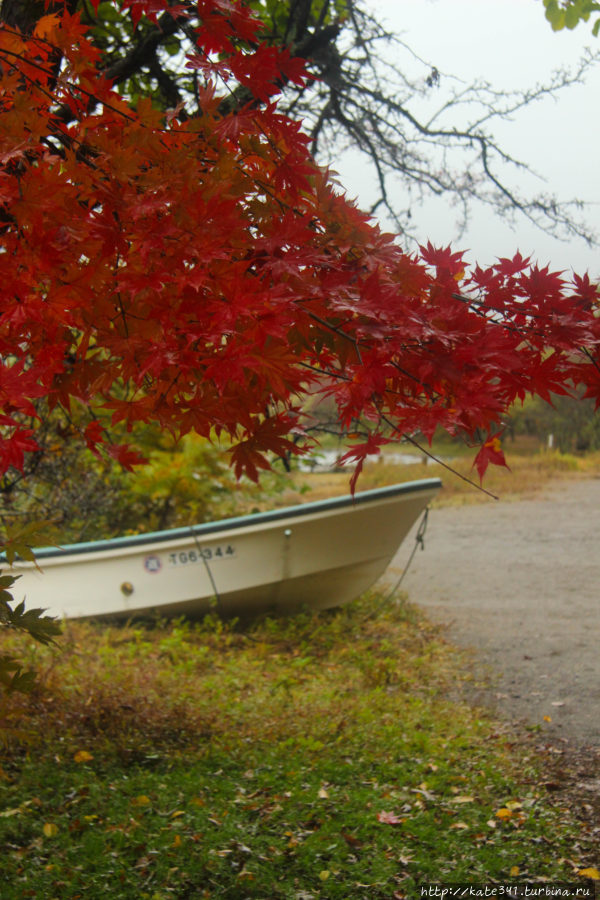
495;808;513;819
505;801;522;811
171;834;182;848
578;868;600;880
510;866;520;877
43;823;59;837
73;750;94;764
319;870;330;881
132;795;151;807
543;715;552;722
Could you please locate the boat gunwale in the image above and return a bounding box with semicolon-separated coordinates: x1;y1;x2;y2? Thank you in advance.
7;478;442;561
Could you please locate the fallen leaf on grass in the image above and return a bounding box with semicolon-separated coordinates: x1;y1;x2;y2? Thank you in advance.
42;823;59;837
412;784;436;801
495;808;513;819
377;810;404;825
578;868;600;880
341;831;363;848
73;750;93;764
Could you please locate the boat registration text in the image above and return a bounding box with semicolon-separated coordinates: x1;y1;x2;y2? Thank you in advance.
167;545;236;567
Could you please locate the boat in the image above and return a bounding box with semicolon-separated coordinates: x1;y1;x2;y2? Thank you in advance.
6;479;442;621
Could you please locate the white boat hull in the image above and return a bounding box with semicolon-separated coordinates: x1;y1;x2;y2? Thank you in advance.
7;479;441;621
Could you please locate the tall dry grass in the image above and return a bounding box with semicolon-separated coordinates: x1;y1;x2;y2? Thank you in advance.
284;448;600;507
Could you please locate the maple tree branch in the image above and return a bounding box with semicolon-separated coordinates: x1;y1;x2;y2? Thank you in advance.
305;310;440;399
400;431;500;500
0;40;139;123
212;16;342;117
270;1;600;244
375;413;500;500
102;9;184;86
326;88;393;219
148;52;183;111
451;291;563;350
298;361;351;382
581;346;600;378
17;6;188;126
307;312;363;365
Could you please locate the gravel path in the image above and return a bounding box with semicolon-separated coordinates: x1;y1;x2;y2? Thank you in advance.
385;477;600;747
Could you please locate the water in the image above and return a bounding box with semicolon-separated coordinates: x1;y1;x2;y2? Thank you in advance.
297;449;434;472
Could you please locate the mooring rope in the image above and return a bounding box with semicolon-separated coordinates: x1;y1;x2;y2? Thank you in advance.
362;505;430;620
186;504;431;624
188;527;224;616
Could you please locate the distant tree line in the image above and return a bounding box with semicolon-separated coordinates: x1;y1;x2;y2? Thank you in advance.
510;390;600;453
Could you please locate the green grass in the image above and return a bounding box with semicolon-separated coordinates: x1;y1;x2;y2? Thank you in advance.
0;596;595;898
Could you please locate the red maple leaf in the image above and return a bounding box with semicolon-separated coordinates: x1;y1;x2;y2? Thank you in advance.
473;434;510;481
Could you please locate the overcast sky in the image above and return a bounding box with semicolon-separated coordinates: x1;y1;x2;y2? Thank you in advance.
335;0;600;277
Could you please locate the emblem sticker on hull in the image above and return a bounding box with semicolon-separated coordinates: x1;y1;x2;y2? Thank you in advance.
144;555;163;574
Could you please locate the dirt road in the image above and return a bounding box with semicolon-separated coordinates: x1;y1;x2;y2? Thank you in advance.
386;477;600;747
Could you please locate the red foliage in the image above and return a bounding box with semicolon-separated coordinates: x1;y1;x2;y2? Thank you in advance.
0;0;599;486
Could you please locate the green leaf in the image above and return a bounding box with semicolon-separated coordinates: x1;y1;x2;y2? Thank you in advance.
7;604;62;645
543;0;600;33
0;574;20;589
565;4;583;27
2;520;51;565
162;34;181;57
0;654;38;693
544;0;565;29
